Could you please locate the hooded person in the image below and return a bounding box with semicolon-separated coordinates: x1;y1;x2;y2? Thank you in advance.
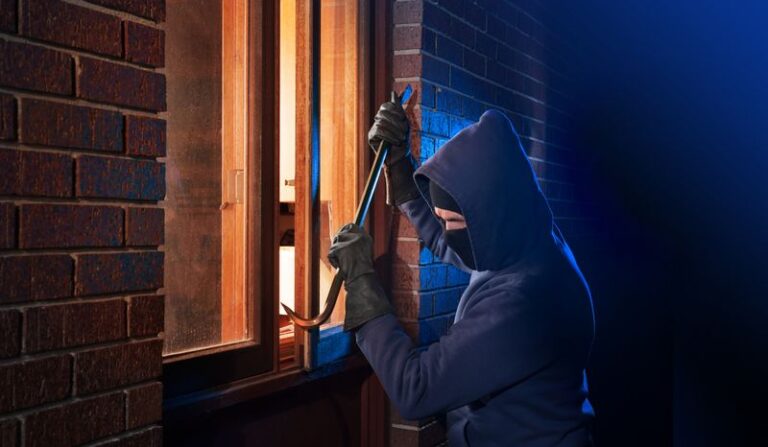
327;98;595;446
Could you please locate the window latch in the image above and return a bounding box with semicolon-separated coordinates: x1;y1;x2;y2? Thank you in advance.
220;169;245;210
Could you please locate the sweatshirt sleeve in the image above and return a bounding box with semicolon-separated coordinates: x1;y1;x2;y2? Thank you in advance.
355;287;556;420
398;198;472;272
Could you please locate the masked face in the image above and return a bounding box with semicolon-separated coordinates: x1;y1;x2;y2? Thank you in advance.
445;227;475;270
434;206;476;270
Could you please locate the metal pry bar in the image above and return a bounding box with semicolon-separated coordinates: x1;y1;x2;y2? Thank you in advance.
283;85;413;330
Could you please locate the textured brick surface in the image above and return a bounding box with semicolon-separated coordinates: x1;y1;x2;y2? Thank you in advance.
394;0;422;25
128;295;163;337
25;300;126;352
78;58;166;111
0;203;15;249
0;418;18;447
85;0;165;22
77;156;165;200
0;0;16;33
25;392;124;447
0;0;166;442
21;99;123;152
126;382;162;429
0;40;72;95
75;252;163;296
94;426;162;447
0;94;15;140
0;149;73;197
0;255;73;303
125;115;166;157
125;207;163;246
75;340;162;395
22;0;122;56
19;204;123;249
0;356;71;413
124;21;164;67
0;310;21;358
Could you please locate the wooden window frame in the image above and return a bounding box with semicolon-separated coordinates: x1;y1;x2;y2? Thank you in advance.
163;0;392;427
163;0;276;400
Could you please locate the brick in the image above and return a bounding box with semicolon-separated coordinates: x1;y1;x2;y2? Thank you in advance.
93;426;162;447
420;264;448;290
25;300;126;352
435;35;462;66
0;40;72;95
464;47;486;76
392;264;419;291
394;213;418;238
393;1;422;25
20;99;123;152
124;22;164;67
0;0;16;33
433;287;463;314
392;291;432;321
75;340;162;395
474;31;497;59
0;421;17;446
423;2;450;31
0;149;73;197
126;207;164;246
19;204;123;249
78;58;166;111
126;382;162;429
128;295;163;337
393;26;421;51
0;418;19;447
77;156;165;200
0;310;21;358
0;203;15;249
436;89;464;116
422;55;450;85
22;0;122;56
25;392;124;447
85;0;165;22
0;255;73;303
125;115;166;157
0;94;15;140
395;238;422;265
393;54;420;79
0;356;71;413
421;109;450;137
75;252;163;296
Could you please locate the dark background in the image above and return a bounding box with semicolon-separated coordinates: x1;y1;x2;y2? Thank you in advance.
548;1;768;445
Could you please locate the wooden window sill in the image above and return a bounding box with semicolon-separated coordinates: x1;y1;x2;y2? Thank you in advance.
163;352;370;423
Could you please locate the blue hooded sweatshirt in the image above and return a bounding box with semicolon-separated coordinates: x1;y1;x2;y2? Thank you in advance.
355;109;595;446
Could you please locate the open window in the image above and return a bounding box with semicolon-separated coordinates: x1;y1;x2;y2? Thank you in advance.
163;0;377;401
280;0;372;370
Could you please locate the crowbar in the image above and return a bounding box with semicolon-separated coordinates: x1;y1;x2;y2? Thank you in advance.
283;85;413;330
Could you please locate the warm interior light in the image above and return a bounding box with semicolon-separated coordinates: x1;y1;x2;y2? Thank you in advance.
279;247;295;315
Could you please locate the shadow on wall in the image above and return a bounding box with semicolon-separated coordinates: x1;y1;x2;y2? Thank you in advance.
550;0;768;445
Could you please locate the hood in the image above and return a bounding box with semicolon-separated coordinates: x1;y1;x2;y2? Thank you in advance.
414;109;553;271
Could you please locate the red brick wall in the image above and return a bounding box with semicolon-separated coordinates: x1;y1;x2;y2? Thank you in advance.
0;1;165;446
388;1;587;445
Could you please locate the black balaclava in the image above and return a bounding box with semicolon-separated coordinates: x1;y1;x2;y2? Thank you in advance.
429;181;476;270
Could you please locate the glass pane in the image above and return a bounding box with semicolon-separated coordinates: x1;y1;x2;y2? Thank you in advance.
318;0;362;329
163;0;253;356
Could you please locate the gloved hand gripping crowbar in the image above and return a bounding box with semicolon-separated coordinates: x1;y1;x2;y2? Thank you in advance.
282;85;413;330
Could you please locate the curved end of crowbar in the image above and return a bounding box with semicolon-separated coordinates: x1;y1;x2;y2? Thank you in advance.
282;301;333;330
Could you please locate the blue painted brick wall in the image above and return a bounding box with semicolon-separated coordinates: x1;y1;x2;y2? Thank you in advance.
392;0;592;349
